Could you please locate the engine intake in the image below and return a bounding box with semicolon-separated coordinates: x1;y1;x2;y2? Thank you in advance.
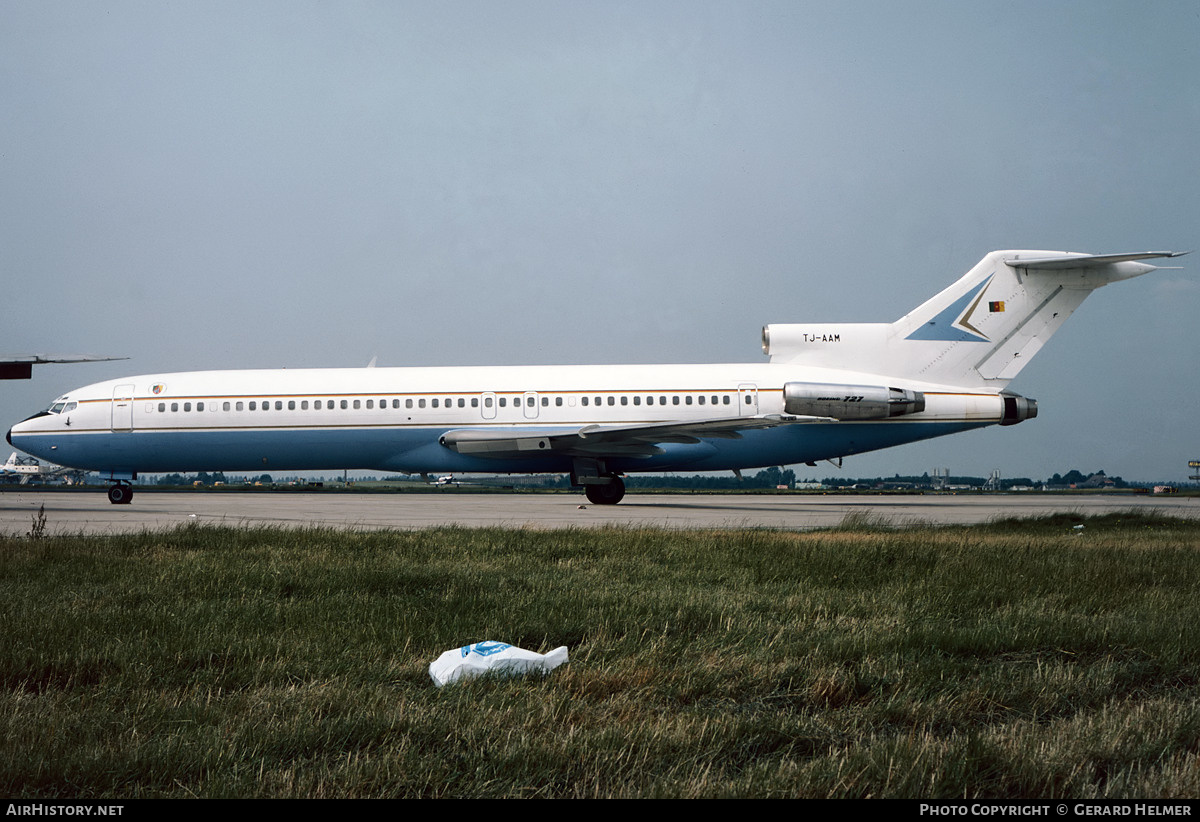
783;382;925;420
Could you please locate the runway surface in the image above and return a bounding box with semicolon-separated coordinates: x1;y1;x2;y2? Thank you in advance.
3;489;1197;534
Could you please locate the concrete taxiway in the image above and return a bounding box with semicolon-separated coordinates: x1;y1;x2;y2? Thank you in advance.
2;490;1197;534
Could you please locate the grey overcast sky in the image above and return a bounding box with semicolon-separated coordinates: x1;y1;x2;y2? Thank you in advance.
2;1;1197;483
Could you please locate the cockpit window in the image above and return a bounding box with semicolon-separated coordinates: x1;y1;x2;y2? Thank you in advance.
48;402;67;414
63;402;78;413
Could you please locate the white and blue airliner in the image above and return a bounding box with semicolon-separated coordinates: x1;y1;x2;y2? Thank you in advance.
7;250;1185;505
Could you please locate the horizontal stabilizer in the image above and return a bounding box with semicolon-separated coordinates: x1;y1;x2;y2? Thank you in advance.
1004;251;1189;270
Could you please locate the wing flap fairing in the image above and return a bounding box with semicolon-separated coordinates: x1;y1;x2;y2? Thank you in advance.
439;414;828;460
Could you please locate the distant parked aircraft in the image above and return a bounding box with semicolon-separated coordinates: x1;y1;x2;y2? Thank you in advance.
1;451;81;485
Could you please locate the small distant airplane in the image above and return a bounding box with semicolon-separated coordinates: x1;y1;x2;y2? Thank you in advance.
6;250;1187;505
0;451;81;485
0;354;127;380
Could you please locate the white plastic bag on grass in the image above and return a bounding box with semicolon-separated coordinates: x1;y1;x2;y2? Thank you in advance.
429;641;568;687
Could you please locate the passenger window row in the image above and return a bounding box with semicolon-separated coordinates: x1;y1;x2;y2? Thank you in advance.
149;392;737;413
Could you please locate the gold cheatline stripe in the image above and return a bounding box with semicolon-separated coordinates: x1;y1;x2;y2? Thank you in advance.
28;416;995;437
92;388;996;404
84;386;759;404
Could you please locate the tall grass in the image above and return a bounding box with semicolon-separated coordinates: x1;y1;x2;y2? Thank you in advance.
1;513;1198;797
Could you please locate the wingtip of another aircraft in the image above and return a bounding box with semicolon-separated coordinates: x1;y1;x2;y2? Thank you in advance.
1;355;129;364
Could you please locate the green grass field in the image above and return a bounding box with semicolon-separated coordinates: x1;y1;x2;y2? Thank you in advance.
2;512;1198;798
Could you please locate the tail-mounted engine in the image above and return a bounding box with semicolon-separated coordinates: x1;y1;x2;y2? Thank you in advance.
999;391;1038;426
783;382;925;420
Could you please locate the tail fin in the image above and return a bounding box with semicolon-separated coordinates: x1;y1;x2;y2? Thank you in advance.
763;250;1186;389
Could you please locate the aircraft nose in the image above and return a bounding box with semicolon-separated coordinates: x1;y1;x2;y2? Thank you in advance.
5;428;10;447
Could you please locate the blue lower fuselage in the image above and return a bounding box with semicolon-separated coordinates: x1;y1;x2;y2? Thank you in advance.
13;420;989;478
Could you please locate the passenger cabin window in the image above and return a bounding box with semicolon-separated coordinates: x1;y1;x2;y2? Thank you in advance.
158;403;166;412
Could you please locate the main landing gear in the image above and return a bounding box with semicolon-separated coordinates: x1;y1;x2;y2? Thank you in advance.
107;483;134;505
572;458;626;505
583;475;625;505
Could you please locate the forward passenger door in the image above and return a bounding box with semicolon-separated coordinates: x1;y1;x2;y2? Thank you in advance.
111;384;135;431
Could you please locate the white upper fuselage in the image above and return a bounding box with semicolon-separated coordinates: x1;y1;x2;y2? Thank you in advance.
27;361;997;429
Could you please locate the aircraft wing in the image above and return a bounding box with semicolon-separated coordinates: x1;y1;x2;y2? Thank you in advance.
0;355;128;364
439;414;829;459
0;354;128;380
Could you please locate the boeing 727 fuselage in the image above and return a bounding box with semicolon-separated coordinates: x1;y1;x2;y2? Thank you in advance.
8;250;1184;504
